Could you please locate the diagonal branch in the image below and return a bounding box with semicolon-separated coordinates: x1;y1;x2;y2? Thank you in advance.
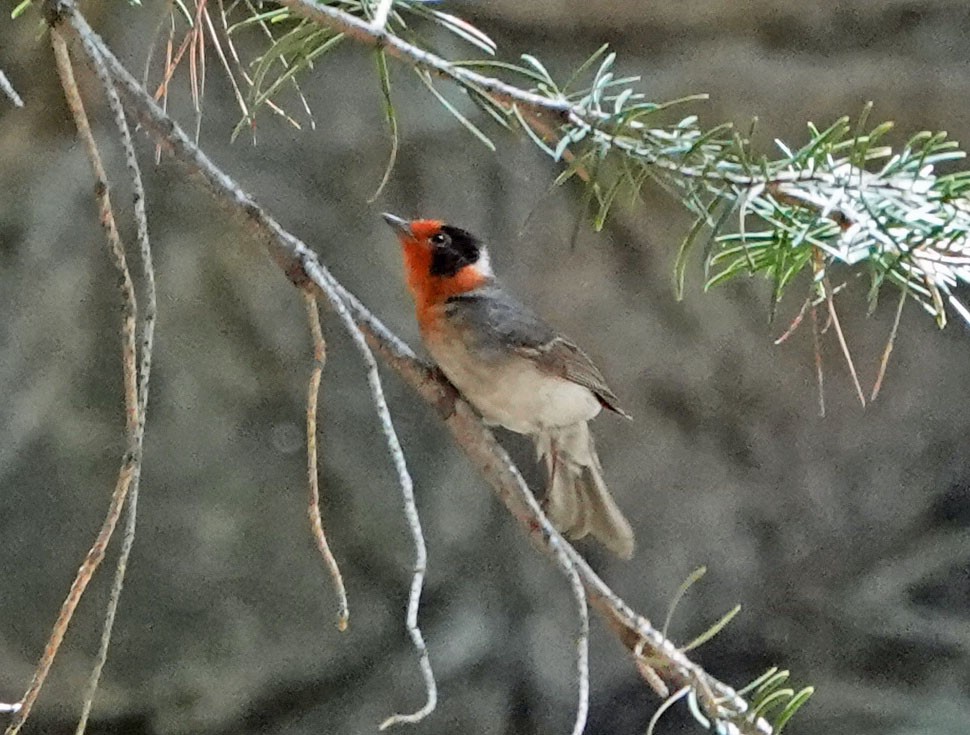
0;69;24;108
44;2;778;734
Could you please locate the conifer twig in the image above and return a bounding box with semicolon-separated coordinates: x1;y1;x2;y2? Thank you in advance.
271;0;970;332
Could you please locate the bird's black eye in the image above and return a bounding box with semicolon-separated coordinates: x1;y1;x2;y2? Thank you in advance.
430;232;450;246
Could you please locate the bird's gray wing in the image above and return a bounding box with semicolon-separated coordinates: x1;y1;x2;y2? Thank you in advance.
445;287;629;417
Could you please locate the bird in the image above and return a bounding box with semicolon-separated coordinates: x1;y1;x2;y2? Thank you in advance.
382;212;635;558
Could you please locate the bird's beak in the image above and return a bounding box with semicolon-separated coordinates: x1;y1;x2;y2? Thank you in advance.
381;212;412;237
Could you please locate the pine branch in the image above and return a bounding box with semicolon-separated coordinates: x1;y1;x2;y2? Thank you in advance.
247;0;970;329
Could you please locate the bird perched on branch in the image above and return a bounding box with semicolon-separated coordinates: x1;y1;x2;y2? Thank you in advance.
383;213;635;558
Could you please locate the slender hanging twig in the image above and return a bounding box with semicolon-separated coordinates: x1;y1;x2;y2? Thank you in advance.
302;290;349;631
870;288;908;401
822;276;866;407
6;33;141;735
306;256;438;730
811;300;825;418
68;25;157;735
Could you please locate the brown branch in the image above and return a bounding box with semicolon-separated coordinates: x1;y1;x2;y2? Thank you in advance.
41;2;777;733
302;291;349;631
68;21;157;735
4;28;144;735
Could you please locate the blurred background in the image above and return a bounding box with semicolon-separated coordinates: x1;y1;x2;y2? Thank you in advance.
2;1;970;733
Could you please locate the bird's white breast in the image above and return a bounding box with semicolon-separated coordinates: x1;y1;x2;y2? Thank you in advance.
423;323;601;435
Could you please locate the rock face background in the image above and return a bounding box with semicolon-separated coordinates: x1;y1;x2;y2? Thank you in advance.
2;2;970;734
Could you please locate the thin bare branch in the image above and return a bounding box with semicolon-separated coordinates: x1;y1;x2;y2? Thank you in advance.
52;5;780;731
0;69;24;107
302;290;349;631
773;296;811;346
870;288;907;402
646;686;690;735
564;549;590;735
65;23;157;734
811;301;825;418
4;28;142;735
305;246;437;730
822;278;866;408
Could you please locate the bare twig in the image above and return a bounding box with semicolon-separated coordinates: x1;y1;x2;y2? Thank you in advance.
773;296;811;345
66;23;157;735
870;288;907;401
822;277;866;408
646;686;689;735
305;248;437;731
0;69;24;107
811;300;825;417
50;4;779;732
5;28;143;735
564;548;590;735
302;291;350;631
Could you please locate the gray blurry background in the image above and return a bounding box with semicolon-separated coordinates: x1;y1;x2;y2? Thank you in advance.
2;1;970;733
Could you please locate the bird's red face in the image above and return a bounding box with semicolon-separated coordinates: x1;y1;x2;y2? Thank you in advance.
383;214;492;316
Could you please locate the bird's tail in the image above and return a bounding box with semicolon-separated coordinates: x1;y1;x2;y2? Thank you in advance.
536;423;635;559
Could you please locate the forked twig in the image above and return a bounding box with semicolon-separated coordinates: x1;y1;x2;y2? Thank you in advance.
68;25;156;735
302;290;349;631
5;29;143;735
303;257;437;730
